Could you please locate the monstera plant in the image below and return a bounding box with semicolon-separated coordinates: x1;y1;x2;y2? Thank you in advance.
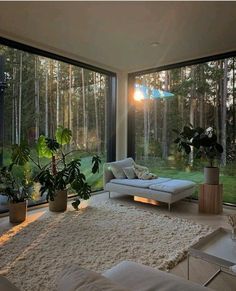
174;125;223;184
12;126;101;212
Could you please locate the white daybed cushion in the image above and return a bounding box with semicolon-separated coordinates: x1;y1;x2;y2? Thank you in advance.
110;178;171;188
149;179;196;194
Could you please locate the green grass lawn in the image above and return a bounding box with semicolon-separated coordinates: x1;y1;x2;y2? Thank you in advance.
2;147;236;205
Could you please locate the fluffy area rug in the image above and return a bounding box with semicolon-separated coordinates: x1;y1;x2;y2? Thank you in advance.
0;200;213;290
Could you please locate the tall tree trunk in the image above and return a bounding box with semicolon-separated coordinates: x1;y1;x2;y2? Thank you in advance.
12;60;16;144
162;71;168;160
189;66;196;164
93;72;100;152
0;56;5;166
45;61;49;136
76;95;79;147
233;58;236;145
143;77;149;159
18;52;22;144
104;76;107;154
13;56;19;144
199;67;205;128
221;59;228;166
215;80;220;142
179;68;185;126
34;56;39;140
49;61;54;136
81;68;87;149
68;65;73;130
56;62;60;127
154;100;158;141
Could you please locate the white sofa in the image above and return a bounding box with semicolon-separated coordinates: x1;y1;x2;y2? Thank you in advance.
104;158;196;211
57;260;211;291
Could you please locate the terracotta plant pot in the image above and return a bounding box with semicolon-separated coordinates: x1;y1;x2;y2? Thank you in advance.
9;200;27;223
204;167;219;185
49;190;67;212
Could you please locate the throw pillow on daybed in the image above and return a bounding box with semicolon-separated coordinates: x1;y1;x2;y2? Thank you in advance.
110;164;127;179
123;166;137;179
133;163;157;180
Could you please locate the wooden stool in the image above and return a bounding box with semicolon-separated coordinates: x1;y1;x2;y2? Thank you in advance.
199;184;223;214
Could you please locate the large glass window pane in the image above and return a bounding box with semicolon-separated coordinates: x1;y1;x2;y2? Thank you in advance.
133;59;236;204
0;44;111;212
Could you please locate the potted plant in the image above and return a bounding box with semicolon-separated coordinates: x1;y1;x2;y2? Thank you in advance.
0;145;32;223
13;126;101;212
174;125;223;184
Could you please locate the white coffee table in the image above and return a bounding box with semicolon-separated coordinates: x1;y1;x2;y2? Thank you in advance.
187;228;236;286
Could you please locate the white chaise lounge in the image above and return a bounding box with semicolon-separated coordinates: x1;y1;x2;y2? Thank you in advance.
104;158;196;211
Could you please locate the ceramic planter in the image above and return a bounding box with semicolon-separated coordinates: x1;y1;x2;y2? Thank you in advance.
49;190;67;212
204;167;219;185
9;200;27;223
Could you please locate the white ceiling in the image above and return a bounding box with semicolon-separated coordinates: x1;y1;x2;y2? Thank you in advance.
0;1;236;73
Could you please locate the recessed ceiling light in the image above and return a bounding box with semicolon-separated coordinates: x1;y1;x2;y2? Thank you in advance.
151;42;160;47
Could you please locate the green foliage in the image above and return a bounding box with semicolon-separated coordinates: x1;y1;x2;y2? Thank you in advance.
11;143;30;165
56;126;72;145
92;155;101;174
36;169;55;201
174;125;223;167
33;127;101;209
4;126;102;208
0;163;32;203
37;136;54;158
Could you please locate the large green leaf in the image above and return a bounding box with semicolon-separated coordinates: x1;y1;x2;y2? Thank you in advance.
91;155;101;174
56;126;72;145
11;143;30;165
36;135;52;158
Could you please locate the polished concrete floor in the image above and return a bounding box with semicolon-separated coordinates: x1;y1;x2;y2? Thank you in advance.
1;192;236;290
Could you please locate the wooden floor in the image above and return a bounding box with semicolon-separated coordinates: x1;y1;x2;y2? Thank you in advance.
1;192;236;290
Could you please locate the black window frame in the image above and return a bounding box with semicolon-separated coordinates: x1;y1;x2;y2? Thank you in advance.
127;50;236;208
0;36;117;162
0;37;117;213
127;50;236;159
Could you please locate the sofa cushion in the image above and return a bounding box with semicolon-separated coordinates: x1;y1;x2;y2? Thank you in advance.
110;178;171;188
111;164;127;179
123;167;137;179
56;264;130;291
149;179;196;194
109;158;134;179
103;261;210;291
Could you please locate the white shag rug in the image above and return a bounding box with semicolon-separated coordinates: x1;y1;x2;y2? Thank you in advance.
0;200;213;291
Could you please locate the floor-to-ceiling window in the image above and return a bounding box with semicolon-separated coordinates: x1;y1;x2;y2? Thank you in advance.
0;39;116;212
129;56;236;204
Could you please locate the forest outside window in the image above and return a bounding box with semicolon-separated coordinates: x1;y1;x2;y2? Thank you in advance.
0;43;114;212
132;58;236;205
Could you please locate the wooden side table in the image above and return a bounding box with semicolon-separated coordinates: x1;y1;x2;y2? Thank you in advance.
199;184;223;214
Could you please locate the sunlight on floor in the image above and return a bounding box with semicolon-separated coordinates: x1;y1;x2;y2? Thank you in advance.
134;196;160;206
0;211;46;247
